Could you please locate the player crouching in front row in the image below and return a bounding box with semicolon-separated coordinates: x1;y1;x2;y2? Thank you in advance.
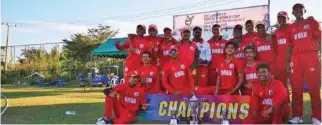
102;70;149;124
243;63;290;124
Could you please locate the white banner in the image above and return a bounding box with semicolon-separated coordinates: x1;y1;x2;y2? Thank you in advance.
173;5;269;40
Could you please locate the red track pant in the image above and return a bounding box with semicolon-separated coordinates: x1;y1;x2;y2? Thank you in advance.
289;52;321;120
276;67;291;103
104;96;136;124
196;66;209;87
208;68;217;86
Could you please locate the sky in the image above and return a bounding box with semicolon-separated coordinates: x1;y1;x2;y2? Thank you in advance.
1;0;322;47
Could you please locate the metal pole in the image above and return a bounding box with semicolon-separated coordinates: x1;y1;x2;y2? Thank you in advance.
2;22;17;72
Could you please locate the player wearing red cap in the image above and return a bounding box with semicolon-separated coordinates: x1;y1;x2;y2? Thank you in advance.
103;70;148;124
243;20;260;43
287;3;321;124
207;24;228;86
229;24;250;59
162;45;215;95
178;29;197;69
242;45;260;95
254;23;277;78
137;51;160;94
146;24;163;66
214;42;244;95
192;26;212;87
115;25;150;83
244;63;290;124
273;11;291;103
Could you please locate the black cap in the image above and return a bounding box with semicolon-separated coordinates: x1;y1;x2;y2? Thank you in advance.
293;3;305;10
163;27;172;32
193;26;202;31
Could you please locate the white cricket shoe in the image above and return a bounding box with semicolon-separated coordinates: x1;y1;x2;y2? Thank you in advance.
312;118;321;125
288;117;304;124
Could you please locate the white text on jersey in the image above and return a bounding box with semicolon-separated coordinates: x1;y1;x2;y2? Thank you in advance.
246;73;257;80
221;70;232;76
174;71;185;78
262;98;272;105
277;38;287;45
294;32;307;40
257;45;271;52
124;97;137;104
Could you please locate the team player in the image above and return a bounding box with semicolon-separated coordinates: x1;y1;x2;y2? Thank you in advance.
254;23;277;78
146;24;163;66
208;24;228;86
103;70;149;124
178;29;197;69
287;3;321;124
115;25;150;82
243;20;260;43
137;51;160;94
214;42;244;95
159;27;177;72
229;24;249;59
242;45;260;95
245;63;290;124
192;26;212;87
162;45;215;95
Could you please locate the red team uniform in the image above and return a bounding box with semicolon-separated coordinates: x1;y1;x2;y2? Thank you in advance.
242;61;260;95
246;79;290;124
193;38;212;87
104;81;147;124
115;36;151;81
207;37;227;86
229;38;250;59
159;39;177;70
137;65;160;94
254;37;277;77
145;36;163;66
243;32;260;43
216;56;244;95
288;19;321;120
178;42;197;68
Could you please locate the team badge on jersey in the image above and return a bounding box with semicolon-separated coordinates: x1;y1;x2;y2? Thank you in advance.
229;64;234;68
190;46;194;50
140;44;144;48
180;64;185;69
221;44;225;47
201;74;206;77
150;72;154;76
134;92;139;97
303;24;310;30
268;89;273;96
125;67;128;71
216;43;220;46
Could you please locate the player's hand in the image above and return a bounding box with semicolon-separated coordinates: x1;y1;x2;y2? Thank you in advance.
140;77;147;85
286;63;291;73
307;16;315;20
115;40;120;46
141;104;150;110
214;91;218;95
192;69;197;75
190;88;196;94
244;82;253;89
174;91;182;95
262;107;273;119
109;92;119;97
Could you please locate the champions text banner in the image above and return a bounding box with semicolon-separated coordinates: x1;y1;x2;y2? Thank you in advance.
136;94;250;124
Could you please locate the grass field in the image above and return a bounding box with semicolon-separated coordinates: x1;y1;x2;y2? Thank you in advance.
0;84;319;124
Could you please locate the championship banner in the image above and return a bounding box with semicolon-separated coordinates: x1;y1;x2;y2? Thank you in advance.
173;5;269;40
137;94;250;124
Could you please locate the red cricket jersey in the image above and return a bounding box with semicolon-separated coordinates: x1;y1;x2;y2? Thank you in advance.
162;59;195;94
110;83;147;115
254;37;276;63
217;57;244;92
251;79;288;112
288;19;321;54
274;25;291;69
116;36;151;69
243;32;260;43
145;36;163;66
242;61;260;95
208;36;228;69
159;39;177;69
228;38;251;59
178;41;197;68
137;65;160;94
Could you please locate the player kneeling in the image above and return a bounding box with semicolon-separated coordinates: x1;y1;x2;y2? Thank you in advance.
244;63;290;124
102;70;149;124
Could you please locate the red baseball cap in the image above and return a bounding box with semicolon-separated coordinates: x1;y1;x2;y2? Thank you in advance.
128;70;139;77
137;24;146;30
233;24;243;31
148;24;157;30
181;28;191;34
277;11;288;18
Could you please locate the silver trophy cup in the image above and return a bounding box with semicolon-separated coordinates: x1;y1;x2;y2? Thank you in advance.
184;94;205;125
169;109;179;124
221;109;229;125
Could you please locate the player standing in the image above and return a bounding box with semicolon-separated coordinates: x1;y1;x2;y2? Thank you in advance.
192;26;212;87
243;20;260;43
207;24;228;86
242;45;260;95
178;29;197;69
146;24;163;66
137;51;160;94
287;3;321;124
229;24;249;59
214;42;244;95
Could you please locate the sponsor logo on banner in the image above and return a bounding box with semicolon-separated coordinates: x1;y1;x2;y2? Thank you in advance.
185;15;194;26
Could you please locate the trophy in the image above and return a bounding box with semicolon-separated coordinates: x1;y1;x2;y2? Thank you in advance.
184;94;205;125
221;109;229;125
169;108;179;124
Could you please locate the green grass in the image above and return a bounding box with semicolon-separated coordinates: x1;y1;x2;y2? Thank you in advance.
0;84;319;124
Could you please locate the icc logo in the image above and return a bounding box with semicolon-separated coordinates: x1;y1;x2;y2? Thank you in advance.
185;15;194;26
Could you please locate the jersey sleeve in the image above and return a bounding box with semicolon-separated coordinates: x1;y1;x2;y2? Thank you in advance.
251;83;260;112
272;81;288;108
286;25;294;47
139;89;148;105
162;64;176;93
312;19;321;42
111;84;124;93
115;40;130;50
236;59;244;73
